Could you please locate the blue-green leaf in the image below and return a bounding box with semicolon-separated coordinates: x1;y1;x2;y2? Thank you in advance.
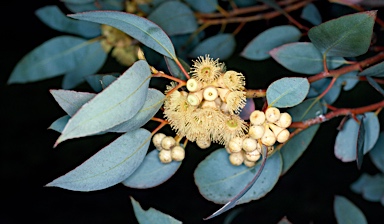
300;3;322;25
107;88;165;132
369;132;384;173
334;196;367;224
35;5;101;38
50;90;96;116
356;116;365;169
131;197;182;224
189;34;236;60
270;42;346;75
62;41;107;89
366;76;384;97
123;149;181;188
148;1;197;36
64;0;125;13
308;11;376;57
266;77;309;108
69;11;176;59
164;57;190;81
47;128;151;191
241;25;301;60
233;0;258;7
341;71;359;91
56;60;151;145
194;148;282;204
48;115;71;133
334;112;380;162
358;61;384;77
308;78;342;105
8;36;96;84
351;173;384;205
280;98;323;174
185;0;218;13
85;73;119;93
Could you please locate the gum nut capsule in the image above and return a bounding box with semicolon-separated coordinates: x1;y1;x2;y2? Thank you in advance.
276;129;290;143
229;152;244;166
159;149;172;163
228;137;243;153
203;86;219;101
245;150;261;162
152;133;166;149
244;159;256;167
265;107;281;123
187;90;203;106
275;112;292;128
196;138;211;149
171;145;185;161
248;125;265;139
261;127;276;146
186;78;202;92
161;136;176;150
242;137;257;152
250;110;266;125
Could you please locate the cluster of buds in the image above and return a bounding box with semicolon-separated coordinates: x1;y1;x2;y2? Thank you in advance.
226;107;292;167
152;133;185;163
163;55;248;149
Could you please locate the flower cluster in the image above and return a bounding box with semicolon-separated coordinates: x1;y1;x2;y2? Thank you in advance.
163;55;248;149
152;133;185;163
226;107;292;167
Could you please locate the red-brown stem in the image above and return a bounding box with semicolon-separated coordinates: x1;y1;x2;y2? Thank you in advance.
308;52;384;83
174;58;190;79
233;22;246;35
317;76;337;100
290;100;384;129
151;117;168;136
245;89;267;98
152;72;187;84
359;76;384;84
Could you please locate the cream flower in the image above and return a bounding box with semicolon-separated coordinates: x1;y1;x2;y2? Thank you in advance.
225;91;246;114
190;55;223;83
223;70;245;91
219;115;247;145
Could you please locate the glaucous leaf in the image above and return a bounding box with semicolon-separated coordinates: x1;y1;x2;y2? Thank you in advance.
8;36;95;84
185;0;218;13
334;112;380;162
62;0;94;3
308;11;376;57
35;5;101;38
334;196;367;224
48;115;71;133
240;98;255;120
300;3;322;25
233;0;258;7
131;197;182;224
189;34;236;60
241;25;301;60
351;173;384;205
107;88;165;132
69;11;176;59
269;42;346;75
266;77;309;108
62;41;107;89
358;61;384;77
56;60;151;145
308;78;342;105
369;132;384;173
47;128;151;191
122;149;181;188
147;1;197;36
356;116;365;169
164;57;190;81
367;76;384;97
50;90;96;116
85;73;119;93
64;0;125;13
194;148;282;204
341;71;359;91
280;98;323;174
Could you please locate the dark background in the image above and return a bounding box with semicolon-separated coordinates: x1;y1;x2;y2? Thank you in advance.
1;1;384;223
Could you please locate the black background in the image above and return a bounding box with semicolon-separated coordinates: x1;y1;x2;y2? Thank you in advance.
1;1;384;223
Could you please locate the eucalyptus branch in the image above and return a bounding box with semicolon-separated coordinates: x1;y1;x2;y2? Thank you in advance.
289;100;384;129
245;89;266;98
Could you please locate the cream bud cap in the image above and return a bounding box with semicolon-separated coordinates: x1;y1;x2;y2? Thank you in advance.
153;133;166;150
261;127;276;146
248;125;265;139
229;152;244;166
171;145;185;161
250;110;265;125
275;112;292;128
161;136;176;150
159;150;172;163
228;137;243;153
242;137;257;152
265;107;280;123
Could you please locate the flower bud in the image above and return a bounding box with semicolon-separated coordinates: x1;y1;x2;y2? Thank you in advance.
275;112;292;128
244;159;256;167
244;150;261;162
203;86;219;101
196;137;211;149
228;137;243;153
217;88;230;102
250;110;265;125
242;137;257;152
276;129;290;143
187;90;203;106
171;145;185;161
159;149;172;163
201;100;217;109
229;152;244;166
265;107;280;123
261;127;276;146
161;136;176;150
152;133;166;150
248;125;265;139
